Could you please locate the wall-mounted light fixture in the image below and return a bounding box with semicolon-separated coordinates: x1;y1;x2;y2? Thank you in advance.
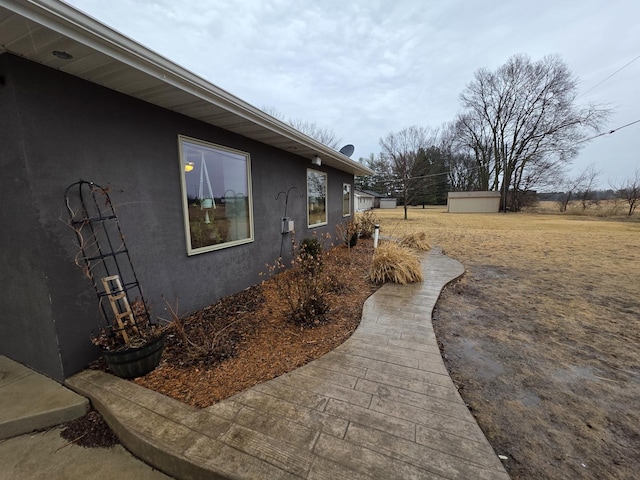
311;156;321;166
184;161;194;172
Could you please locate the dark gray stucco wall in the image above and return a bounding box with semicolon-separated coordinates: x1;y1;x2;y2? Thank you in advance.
0;54;65;379
0;53;354;380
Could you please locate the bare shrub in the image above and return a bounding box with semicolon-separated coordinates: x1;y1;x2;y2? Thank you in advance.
369;242;423;284
397;231;431;251
607;197;624;216
335;220;359;247
266;235;332;327
283;268;330;326
355;210;379;238
299;236;323;271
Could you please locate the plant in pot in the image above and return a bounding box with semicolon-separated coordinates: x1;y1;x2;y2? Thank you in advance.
90;276;167;379
64;180;167;379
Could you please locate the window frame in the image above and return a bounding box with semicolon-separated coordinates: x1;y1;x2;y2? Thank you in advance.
342;183;351;217
307;169;328;228
178;135;254;255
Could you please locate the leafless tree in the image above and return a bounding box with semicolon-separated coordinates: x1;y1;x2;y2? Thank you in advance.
440;122;480;191
557;164;600;212
260;105;285;120
379;126;438;219
579;165;602;210
446;152;478;192
261;106;341;149
287;118;341;149
612;169;640;216
452;113;495;191
456;54;610;211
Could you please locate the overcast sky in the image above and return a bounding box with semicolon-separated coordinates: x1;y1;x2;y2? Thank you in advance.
66;0;639;189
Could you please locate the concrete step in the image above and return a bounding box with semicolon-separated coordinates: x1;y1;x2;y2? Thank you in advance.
0;356;88;440
67;369;298;480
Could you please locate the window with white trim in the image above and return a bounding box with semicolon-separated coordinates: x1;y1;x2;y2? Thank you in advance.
178;135;253;254
343;183;351;217
307;169;327;227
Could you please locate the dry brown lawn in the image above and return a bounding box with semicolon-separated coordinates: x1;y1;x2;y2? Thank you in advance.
375;206;639;480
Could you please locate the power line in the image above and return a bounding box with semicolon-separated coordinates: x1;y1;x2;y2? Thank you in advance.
363;165;483;187
578;54;640;98
577;118;640;144
361;119;640;187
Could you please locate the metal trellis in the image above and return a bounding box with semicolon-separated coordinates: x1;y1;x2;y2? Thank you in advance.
64;180;151;344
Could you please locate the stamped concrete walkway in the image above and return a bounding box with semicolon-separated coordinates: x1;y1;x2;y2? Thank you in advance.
67;248;510;480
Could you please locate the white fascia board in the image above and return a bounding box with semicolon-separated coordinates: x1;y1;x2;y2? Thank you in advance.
3;0;373;175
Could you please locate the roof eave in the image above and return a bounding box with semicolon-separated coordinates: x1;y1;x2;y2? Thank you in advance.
1;0;374;177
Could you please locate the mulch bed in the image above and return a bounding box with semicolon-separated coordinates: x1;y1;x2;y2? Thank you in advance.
86;239;379;410
59;409;120;449
132;238;379;408
68;239;379;447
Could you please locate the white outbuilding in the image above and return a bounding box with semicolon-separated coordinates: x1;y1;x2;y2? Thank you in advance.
354;190;375;211
379;197;398;209
447;191;501;213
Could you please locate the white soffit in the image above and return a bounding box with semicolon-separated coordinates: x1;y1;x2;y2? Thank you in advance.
0;0;373;176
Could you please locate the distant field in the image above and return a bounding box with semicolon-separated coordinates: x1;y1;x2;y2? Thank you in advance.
527;199;633;217
372;206;640;479
374;207;639;327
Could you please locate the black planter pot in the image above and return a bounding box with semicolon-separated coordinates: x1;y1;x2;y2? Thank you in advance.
102;334;165;379
348;233;359;247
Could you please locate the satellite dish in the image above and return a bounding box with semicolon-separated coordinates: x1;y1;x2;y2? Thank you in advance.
339;144;355;157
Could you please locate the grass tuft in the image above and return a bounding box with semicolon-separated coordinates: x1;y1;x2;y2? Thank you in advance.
369;241;423;284
397;231;431;250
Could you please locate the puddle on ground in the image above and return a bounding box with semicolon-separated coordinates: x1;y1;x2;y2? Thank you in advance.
518;389;541;407
450;337;545;407
552;365;598;384
458;338;505;381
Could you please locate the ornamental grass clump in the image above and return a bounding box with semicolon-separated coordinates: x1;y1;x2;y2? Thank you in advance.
369;241;423;284
397;231;431;251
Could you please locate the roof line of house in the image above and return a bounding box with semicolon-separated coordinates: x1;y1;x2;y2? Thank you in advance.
2;0;373;176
